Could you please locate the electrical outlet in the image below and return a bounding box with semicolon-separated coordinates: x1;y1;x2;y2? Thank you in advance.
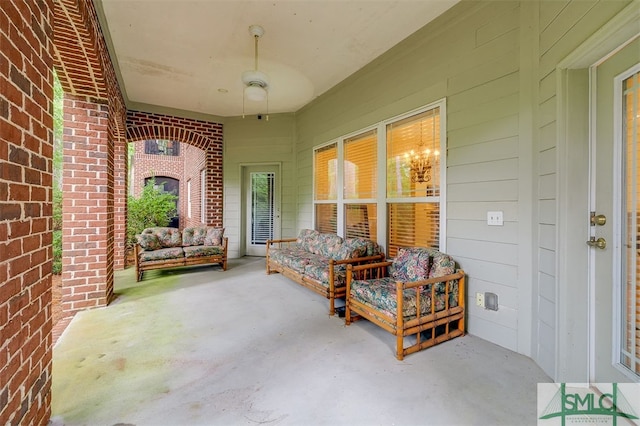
485;292;498;311
487;211;504;226
476;292;484;307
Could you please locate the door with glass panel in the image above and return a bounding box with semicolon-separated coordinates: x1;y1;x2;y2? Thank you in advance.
591;38;639;381
244;165;280;256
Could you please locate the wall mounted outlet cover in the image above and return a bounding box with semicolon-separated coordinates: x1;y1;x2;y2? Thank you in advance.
485;292;498;311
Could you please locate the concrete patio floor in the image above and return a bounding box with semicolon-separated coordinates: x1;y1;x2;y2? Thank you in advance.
50;257;551;425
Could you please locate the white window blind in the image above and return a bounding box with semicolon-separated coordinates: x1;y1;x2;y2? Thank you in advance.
312;100;445;255
187;180;192;218
200;169;206;224
314;143;338;233
622;71;640;376
251;172;275;245
386;108;440;198
344;130;377;199
314;143;337;201
387;202;439;258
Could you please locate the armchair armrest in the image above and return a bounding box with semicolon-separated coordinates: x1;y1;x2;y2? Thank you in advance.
333;253;385;266
347;260;393;281
399;270;465;291
267;238;298;253
266;238;297;248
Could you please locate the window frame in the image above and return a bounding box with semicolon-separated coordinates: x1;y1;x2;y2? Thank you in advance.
200;169;206;224
312;99;447;253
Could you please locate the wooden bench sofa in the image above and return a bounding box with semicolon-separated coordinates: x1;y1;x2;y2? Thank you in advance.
346;247;465;360
134;226;228;281
266;229;384;315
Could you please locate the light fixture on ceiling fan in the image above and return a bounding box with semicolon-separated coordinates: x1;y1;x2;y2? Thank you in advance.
242;25;269;120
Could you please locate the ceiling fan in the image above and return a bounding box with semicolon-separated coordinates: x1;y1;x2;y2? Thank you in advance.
241;25;269;119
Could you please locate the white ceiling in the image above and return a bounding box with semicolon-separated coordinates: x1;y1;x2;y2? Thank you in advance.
97;0;459;118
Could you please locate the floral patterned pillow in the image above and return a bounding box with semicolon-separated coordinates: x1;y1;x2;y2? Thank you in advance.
297;229;320;252
429;252;455;278
137;233;161;251
183;227;207;246
204;227;224;246
154;227;182;248
334;238;367;260
391;247;432;282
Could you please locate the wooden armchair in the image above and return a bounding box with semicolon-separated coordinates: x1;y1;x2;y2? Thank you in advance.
345;248;465;360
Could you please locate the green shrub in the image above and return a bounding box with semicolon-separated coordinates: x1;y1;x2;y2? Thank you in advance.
127;178;178;248
52;230;62;275
52;186;62;231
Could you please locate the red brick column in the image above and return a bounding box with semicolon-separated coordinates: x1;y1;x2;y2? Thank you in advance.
112;115;127;270
206;144;223;227
0;1;54;424
61;94;113;313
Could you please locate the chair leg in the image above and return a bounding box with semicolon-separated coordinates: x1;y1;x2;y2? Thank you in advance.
396;333;404;360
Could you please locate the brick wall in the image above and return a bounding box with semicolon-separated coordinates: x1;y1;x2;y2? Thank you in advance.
132;140;207;229
61;95;113;312
132;142;184;198
127;111;223;227
53;0;127;323
1;0;222;422
0;0;54;424
182;144;207;228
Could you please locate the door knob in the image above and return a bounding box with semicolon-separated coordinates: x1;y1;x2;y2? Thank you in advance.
586;237;606;249
590;212;606;226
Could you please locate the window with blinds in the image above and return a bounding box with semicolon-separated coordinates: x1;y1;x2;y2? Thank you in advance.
315;204;337;234
250;172;275;245
622;71;640;376
387;109;440;198
387;202;439;258
314;143;337;201
386;107;442;255
312;100;444;255
345;204;376;239
344;130;377;199
200;169;206;223
314;143;338;233
343;130;377;240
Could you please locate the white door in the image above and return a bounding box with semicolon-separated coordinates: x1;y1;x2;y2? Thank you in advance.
591;37;640;382
244;165;280;256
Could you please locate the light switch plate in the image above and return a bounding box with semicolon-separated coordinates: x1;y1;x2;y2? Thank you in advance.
487;211;503;226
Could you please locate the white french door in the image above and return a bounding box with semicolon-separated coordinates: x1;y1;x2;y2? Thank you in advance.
590;37;640;382
244;165;280;256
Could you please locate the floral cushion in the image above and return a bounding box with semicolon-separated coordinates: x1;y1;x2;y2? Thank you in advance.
430;251;455;278
297;229;320;253
138;246;184;262
303;257;348;287
141;227;182;248
316;233;344;258
183;245;225;258
182;227;207;246
333;238;368;260
390;247;432;282
271;230;380;289
350;277;458;320
204;227;224;246
269;248;314;273
137;233;162;251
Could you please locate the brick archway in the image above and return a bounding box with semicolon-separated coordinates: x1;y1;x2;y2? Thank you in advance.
53;0;127;317
127;112;224;228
